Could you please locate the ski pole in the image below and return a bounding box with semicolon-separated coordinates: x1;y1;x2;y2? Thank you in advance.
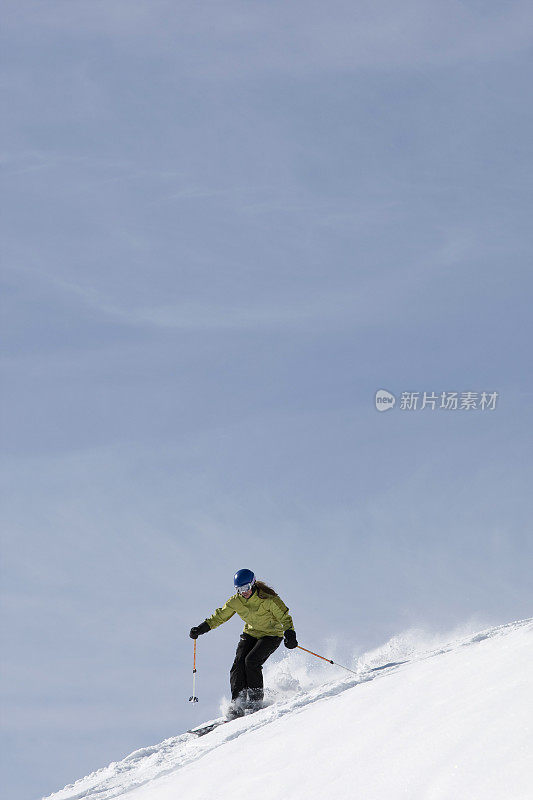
297;645;359;676
189;639;199;702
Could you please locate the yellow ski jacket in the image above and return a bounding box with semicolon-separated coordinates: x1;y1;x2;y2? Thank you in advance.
205;590;294;639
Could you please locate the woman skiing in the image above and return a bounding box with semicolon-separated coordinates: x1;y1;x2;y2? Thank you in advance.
189;569;298;718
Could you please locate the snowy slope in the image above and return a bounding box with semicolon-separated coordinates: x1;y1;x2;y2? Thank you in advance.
44;619;532;800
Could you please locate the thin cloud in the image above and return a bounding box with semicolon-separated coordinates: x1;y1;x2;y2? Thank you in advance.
2;219;482;337
3;1;532;75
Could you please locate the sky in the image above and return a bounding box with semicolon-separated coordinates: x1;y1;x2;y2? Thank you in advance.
1;2;532;799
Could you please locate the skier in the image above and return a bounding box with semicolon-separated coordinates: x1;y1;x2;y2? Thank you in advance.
189;569;298;718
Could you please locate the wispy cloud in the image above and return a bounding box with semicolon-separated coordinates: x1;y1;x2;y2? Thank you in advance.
3;223;481;337
3;1;531;75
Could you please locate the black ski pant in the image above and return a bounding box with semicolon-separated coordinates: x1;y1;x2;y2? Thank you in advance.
230;633;282;700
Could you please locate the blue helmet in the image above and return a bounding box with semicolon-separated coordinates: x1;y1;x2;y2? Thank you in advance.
234;568;255;595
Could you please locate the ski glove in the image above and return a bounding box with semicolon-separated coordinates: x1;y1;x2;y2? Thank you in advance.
284;629;298;649
189;622;210;639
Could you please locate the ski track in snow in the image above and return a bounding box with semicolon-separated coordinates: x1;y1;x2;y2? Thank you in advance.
43;618;532;800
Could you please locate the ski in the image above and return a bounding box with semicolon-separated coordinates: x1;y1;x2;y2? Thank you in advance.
368;660;407;672
188;702;268;737
188;719;228;737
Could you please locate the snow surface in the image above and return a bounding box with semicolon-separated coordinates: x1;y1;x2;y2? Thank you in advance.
44;618;533;800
